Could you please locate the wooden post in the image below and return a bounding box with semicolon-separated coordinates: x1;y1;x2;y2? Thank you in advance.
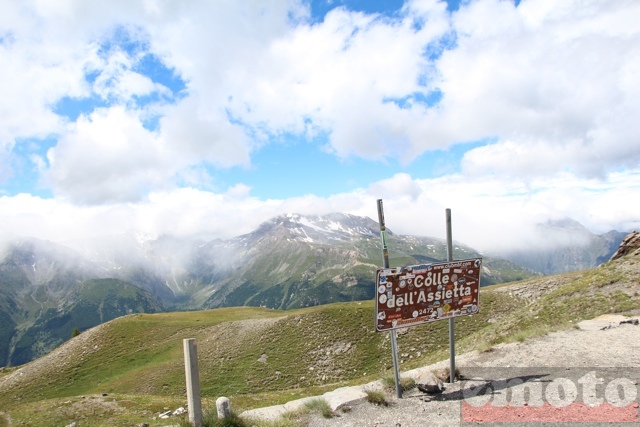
183;338;203;427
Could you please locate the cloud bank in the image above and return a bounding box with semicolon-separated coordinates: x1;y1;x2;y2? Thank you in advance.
0;0;638;252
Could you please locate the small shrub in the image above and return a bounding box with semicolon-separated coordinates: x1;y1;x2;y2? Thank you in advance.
271;411;308;427
276;399;336;425
177;407;249;427
382;376;416;392
260;418;300;427
365;389;389;406
436;367;461;382
211;413;248;427
304;398;335;419
381;376;394;390
400;377;416;391
476;342;494;353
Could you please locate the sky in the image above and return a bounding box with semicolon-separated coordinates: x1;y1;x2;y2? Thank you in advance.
0;0;639;253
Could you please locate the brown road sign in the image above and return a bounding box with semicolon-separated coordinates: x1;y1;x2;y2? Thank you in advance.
375;258;482;332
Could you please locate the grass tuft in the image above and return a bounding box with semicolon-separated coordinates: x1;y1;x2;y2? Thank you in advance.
476;342;494;353
178;408;249;427
304;398;335;418
365;389;389;406
435;367;461;382
381;376;416;392
2;255;639;426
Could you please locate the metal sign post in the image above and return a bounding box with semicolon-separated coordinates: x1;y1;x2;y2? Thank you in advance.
377;199;402;399
446;208;456;383
374;203;482;393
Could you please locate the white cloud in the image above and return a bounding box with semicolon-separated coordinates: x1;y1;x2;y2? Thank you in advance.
91;48;170;102
462;132;640;179
0;21;80;146
357;170;640;253
0;0;638;243
220;3;450;160
196;0;640;177
365;173;424;201
158;97;252;169
2;171;638;254
1;0;312;202
45;106;172;203
431;0;640;177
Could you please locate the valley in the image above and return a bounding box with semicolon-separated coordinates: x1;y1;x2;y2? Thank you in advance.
0;236;638;426
0;213;548;367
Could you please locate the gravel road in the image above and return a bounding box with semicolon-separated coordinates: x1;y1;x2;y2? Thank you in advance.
305;315;640;427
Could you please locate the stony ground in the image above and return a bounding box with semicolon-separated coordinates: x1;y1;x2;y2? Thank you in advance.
305;314;640;427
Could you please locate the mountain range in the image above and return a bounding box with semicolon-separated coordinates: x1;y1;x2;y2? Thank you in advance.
1;236;638;426
489;218;627;274
0;213;626;366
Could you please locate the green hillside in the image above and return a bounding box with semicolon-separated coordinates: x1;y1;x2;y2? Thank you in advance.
0;254;638;426
7;279;164;366
205;230;535;310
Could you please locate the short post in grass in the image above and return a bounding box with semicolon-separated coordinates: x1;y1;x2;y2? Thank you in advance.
446;208;456;383
184;338;203;427
377;199;403;399
216;397;231;418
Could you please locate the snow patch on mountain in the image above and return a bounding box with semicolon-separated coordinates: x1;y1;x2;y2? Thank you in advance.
274;213;379;244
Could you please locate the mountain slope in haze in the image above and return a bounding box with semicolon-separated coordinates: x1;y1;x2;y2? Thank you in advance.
8;278;164;366
0;238;97;366
1;213;621;367
493;218;628;274
199;213;534;309
0;240;164;366
0;241;637;426
67;213;535;310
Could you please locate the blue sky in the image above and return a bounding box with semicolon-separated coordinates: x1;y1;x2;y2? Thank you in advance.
0;0;639;251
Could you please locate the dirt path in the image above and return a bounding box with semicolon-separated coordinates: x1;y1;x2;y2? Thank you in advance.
306;315;640;426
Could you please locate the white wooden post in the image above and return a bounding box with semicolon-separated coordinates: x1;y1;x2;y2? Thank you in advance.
183;338;203;427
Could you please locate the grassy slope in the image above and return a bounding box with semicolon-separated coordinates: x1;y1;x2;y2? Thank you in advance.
206;232;535;310
0;255;638;426
7;278;165;366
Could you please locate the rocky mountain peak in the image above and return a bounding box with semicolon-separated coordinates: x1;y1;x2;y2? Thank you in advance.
544;217;589;231
609;231;640;261
247;213;381;244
